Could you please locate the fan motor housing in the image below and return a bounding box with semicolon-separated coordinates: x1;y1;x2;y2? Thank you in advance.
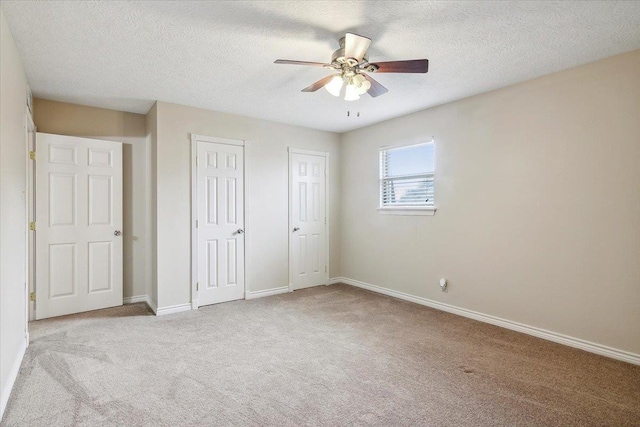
332;37;369;67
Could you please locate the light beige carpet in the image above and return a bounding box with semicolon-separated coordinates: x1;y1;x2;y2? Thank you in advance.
2;284;639;426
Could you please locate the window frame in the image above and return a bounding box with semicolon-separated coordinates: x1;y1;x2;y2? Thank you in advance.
378;140;436;216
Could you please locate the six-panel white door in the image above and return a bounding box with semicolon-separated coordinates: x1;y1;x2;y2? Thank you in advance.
197;141;245;306
290;151;327;290
35;133;123;319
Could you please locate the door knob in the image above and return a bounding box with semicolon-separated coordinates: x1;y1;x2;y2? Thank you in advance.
237;229;244;234
114;230;122;236
292;227;300;232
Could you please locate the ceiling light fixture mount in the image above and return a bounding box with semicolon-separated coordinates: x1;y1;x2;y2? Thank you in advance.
275;33;429;101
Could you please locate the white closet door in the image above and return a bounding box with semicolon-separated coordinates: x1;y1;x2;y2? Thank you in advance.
290;151;327;290
197;141;245;306
35;133;123;319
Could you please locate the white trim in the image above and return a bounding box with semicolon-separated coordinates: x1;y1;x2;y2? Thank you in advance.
123;295;147;304
146;297;157;315
378;207;436;216
288;148;330;290
327;277;343;285
156;303;192;316
245;286;289;300
190;135;197;309
244;141;250;297
325;152;330;283
26;108;36;322
334;277;640;366
123;294;157;314
190;134;249;311
288;147;328;156
0;336;28;419
380;137;435;151
190;134;246;147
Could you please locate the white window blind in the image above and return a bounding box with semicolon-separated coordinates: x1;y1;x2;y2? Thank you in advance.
380;141;435;208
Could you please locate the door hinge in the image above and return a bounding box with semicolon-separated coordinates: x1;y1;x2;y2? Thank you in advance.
196;220;199;228
29;292;36;302
196;282;199;291
29;151;36;160
29;221;36;231
324;217;327;225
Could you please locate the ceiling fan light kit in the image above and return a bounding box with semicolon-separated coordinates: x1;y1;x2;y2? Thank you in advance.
275;33;429;101
344;80;361;101
325;74;344;97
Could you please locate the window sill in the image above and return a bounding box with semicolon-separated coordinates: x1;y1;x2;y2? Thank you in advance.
377;207;436;216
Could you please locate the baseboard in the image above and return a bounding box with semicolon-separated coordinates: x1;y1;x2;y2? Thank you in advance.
123;295;148;304
155;303;192;316
332;277;640;366
327;277;342;285
0;335;28;419
146;297;158;315
123;295;157;315
246;286;290;300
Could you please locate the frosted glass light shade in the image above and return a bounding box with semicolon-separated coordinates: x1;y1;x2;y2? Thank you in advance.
353;74;371;95
344;81;360;101
325;75;344;97
352;74;365;85
356;80;371;95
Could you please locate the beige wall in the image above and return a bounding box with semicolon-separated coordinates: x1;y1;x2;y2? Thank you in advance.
12;39;638;360
0;7;29;417
339;50;640;355
33;98;150;300
154;101;341;308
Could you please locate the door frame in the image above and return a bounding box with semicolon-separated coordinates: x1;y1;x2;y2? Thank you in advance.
288;147;330;291
26;109;36;323
190;134;249;309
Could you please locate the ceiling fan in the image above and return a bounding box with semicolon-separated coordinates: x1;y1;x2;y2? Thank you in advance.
275;32;429;101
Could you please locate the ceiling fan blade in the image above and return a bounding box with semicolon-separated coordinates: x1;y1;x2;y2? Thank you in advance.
344;33;371;62
363;74;388;97
275;59;329;67
371;59;429;73
302;75;336;92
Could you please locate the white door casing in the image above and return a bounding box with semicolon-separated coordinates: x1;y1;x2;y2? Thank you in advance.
289;148;329;290
27;111;36;321
195;138;245;307
35;133;123;319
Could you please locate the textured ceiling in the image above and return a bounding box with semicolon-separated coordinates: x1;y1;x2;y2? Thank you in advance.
2;1;640;133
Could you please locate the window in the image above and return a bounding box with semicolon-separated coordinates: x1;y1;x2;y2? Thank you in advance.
379;141;435;215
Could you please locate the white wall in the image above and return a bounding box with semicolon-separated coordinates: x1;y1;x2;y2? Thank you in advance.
0;7;29;418
32;99;150;301
339;50;640;356
154;102;341;309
